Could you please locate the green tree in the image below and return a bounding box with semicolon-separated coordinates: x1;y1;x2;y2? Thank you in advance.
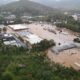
1;72;14;80
3;27;7;33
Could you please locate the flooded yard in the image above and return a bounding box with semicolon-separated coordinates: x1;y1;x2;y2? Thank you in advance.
7;22;80;69
26;22;80;69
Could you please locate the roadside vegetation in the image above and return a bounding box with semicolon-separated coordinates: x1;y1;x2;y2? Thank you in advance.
53;14;80;32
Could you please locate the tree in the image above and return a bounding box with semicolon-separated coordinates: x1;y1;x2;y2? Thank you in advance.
1;72;13;80
3;27;7;33
0;28;2;33
0;16;5;24
74;38;80;43
32;39;55;52
0;39;80;80
14;17;22;24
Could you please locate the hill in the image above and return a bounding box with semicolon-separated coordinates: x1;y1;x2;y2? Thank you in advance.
32;0;80;10
0;0;18;6
0;0;56;16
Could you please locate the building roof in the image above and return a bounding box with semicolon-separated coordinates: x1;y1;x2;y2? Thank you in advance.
51;43;77;54
4;40;16;45
9;24;28;30
0;25;5;29
4;33;13;37
26;34;42;44
17;31;42;44
5;15;16;20
3;33;24;47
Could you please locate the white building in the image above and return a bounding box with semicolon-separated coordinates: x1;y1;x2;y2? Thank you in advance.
72;15;78;21
17;31;43;44
25;34;42;44
3;33;22;47
8;24;28;31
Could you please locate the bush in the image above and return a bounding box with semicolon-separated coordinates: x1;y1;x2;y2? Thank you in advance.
1;72;14;80
74;38;80;43
32;39;55;52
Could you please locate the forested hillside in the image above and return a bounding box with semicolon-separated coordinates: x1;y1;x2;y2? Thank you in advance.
32;0;80;10
0;0;55;16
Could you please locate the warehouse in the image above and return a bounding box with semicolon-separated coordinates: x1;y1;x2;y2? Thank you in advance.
8;24;28;31
25;34;42;44
51;43;77;54
17;31;43;44
2;33;25;47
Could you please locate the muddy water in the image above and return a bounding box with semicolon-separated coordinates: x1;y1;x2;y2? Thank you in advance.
26;23;80;69
27;23;76;45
